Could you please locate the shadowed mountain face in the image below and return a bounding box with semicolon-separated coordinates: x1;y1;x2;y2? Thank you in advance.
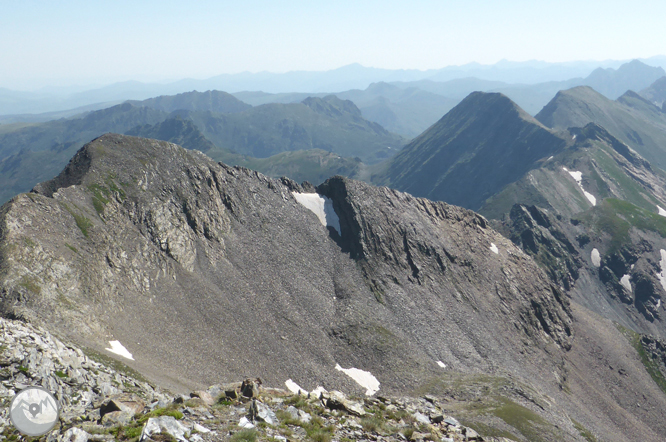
641;76;666;108
536;86;666;170
373;92;567;210
3;134;666;441
130;90;252;114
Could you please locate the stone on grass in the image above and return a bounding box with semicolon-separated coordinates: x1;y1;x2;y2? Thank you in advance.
248;399;278;425
140;416;190;442
63;427;90;442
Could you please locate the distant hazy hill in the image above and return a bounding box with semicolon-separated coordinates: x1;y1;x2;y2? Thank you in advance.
178;95;406;163
640;76;666;108
388;60;665;116
130;90;252;114
584;60;666;99
536;86;666;170
373;92;565;210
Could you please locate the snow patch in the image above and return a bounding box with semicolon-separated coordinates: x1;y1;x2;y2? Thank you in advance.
620;274;632;292
563;167;596;206
658;205;666;217
591;248;601;267
105;340;134;360
292;192;341;234
335;364;380;396
656;249;666;292
436;361;446;368
490;243;499;254
583;191;596;206
285;379;306;395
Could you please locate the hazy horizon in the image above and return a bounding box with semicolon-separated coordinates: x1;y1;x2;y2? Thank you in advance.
3;0;666;90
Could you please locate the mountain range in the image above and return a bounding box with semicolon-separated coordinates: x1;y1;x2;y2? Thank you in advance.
4;55;666;441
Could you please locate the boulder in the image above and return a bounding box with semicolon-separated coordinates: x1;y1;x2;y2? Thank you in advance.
248;399;278;425
240;378;260;398
101;410;133;427
100;393;145;417
323;391;366;417
190;390;214;405
140;416;190;442
413;411;430;425
238;416;255;429
62;427;90;442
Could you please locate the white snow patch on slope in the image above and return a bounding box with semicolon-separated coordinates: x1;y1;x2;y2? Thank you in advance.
620;274;632;292
335;364;380;395
285;379;306;395
658;205;666;217
490;243;499;254
437;361;446;368
591;248;601;267
292;192;341;234
563;167;596;206
583;191;596;206
105;340;134;360
656;249;666;292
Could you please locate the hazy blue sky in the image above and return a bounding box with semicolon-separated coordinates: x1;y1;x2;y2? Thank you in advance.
2;0;665;89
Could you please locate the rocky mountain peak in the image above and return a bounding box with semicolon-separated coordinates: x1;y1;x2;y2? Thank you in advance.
374;91;566;210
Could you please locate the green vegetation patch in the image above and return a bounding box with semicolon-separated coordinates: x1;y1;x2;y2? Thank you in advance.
137;406;184;424
18;275;41;295
616;323;666;395
592;143;660;211
61;203;93;238
572;418;597;442
87;175;127;215
231;429;258;442
415;373;561;442
574;198;666;252
64;243;78;253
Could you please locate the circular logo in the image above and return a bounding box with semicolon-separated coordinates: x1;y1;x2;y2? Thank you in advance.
9;386;60;436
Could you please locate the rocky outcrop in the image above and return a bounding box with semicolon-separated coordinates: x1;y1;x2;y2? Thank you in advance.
501;204;582;291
